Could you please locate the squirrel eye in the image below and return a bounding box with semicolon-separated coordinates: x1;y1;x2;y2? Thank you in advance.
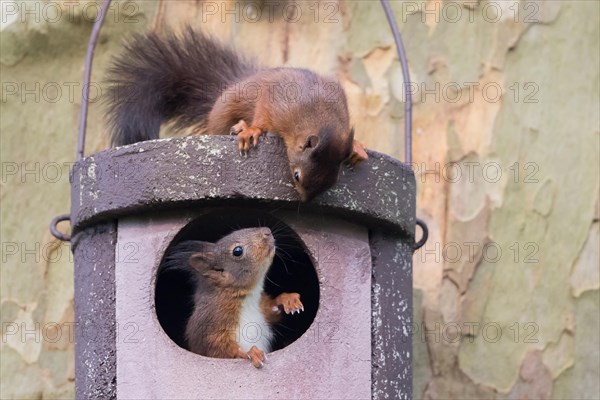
232;246;244;257
294;170;300;182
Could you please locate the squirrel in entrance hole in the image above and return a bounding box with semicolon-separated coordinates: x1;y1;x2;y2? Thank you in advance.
162;227;303;368
105;27;368;201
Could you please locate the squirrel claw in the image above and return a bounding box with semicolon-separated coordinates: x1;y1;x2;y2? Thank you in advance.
274;292;304;315
232;119;265;155
246;346;266;369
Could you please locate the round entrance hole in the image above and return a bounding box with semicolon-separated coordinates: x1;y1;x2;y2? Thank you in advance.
155;209;319;354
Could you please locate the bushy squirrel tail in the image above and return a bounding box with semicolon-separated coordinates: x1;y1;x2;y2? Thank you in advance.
105;27;257;147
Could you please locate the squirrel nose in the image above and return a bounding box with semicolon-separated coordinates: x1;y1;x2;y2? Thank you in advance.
260;228;272;237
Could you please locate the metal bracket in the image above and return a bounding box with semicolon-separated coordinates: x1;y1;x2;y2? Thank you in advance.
414;218;429;250
49;214;71;242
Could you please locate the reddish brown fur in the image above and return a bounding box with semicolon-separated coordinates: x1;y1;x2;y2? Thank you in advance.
179;228;304;368
205;67;368;201
106;29;368;201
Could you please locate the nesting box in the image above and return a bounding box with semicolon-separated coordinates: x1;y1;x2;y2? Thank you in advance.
70;136;415;399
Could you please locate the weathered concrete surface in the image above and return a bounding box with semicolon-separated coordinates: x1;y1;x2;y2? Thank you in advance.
72;223;117;400
68;129;414;398
370;232;413;399
115;213;372;399
70;136;415;238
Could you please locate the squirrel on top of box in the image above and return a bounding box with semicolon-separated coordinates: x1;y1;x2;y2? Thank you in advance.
104;27;368;202
163;227;303;368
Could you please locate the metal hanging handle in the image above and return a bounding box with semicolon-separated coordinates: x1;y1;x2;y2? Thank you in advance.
77;0;112;161
380;0;428;250
49;0;113;241
380;0;412;166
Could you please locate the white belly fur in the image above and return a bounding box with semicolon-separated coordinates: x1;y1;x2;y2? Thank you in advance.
237;282;273;352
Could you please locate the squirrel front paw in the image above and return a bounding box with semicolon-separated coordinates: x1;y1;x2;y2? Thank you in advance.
244;345;266;369
230;119;265;156
272;292;304;315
